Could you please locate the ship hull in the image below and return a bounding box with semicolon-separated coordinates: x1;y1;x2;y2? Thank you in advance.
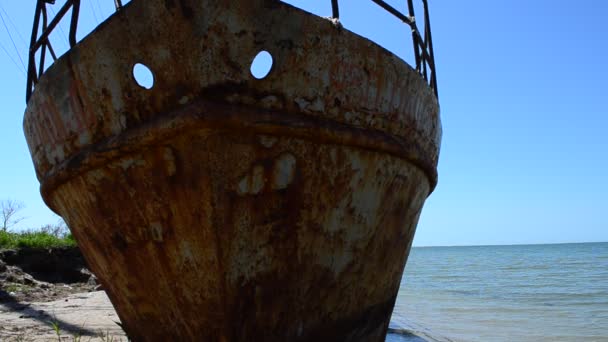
23;0;441;340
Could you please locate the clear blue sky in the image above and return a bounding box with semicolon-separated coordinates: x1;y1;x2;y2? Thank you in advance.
0;0;606;246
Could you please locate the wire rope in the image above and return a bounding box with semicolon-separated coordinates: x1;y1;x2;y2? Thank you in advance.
0;3;27;49
88;0;100;24
0;9;26;73
0;40;26;76
48;5;69;51
95;0;105;22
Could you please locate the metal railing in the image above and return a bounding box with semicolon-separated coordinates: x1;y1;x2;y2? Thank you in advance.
26;0;123;102
330;0;438;98
26;0;437;101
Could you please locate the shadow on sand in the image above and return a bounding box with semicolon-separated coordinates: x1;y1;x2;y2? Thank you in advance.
0;288;99;337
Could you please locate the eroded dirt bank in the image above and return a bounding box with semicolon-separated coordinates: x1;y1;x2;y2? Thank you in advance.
0;247;126;341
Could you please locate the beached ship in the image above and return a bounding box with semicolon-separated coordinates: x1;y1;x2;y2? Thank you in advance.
23;0;441;340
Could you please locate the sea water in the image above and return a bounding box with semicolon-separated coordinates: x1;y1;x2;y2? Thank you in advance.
388;242;608;342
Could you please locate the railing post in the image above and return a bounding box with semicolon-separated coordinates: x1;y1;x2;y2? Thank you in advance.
406;0;422;73
331;0;340;19
421;0;437;98
26;0;44;102
69;0;80;47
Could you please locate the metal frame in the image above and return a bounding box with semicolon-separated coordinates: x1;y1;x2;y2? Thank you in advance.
331;0;437;98
27;0;80;102
26;0;122;102
26;0;436;101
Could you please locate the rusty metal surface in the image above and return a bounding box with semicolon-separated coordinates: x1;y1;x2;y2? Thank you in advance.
26;0;437;101
23;0;441;341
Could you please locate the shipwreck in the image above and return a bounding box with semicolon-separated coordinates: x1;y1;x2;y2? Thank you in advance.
23;0;441;340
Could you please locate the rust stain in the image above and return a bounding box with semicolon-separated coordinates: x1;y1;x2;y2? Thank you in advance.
23;0;441;341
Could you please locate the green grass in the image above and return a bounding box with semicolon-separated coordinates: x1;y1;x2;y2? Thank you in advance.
0;229;76;249
4;283;22;292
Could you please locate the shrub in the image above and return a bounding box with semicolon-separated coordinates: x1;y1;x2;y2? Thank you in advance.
0;223;76;249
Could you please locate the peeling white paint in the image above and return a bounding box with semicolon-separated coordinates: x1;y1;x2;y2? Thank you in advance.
260;95;280;108
78;132;92;146
119;158;145;170
86;169;106;183
344;111;354;121
178;96;189;105
49;146;66;164
294;97;310;111
258;135;278;148
295;97;326;113
237;165;265;195
237;153;296;195
179;241;195;265
271;153;296;190
316;248;353;277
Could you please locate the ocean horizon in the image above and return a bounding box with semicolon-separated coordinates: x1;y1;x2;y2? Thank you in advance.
412;241;608;248
389;241;608;341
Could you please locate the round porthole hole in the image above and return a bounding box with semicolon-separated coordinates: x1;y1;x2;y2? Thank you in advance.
133;63;155;89
250;51;274;80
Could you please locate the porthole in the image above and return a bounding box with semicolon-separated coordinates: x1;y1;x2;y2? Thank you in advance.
250;51;274;80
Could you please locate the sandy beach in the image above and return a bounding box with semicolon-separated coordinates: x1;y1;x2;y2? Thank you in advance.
0;289;433;342
0;246;429;341
0;291;126;341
